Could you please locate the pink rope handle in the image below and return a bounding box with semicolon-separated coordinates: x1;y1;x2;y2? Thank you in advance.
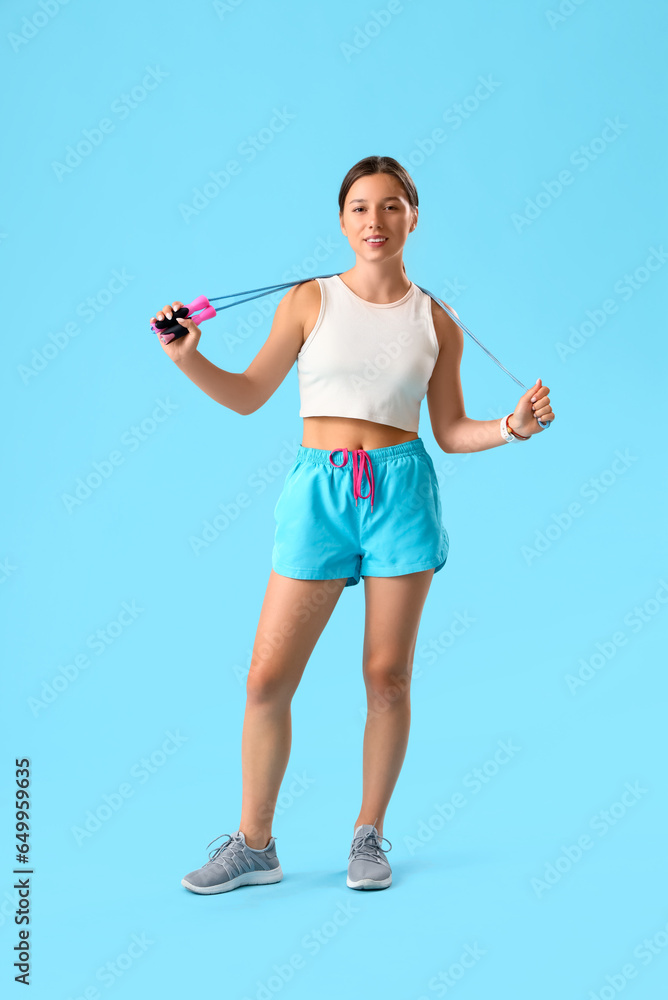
187;295;217;324
150;295;217;342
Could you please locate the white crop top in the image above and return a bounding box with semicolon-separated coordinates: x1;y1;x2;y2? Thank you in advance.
297;274;439;433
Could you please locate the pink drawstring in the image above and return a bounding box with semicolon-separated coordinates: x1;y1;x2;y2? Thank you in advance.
329;448;375;512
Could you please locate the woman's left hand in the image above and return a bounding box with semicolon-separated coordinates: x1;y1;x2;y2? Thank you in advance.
510;378;555;436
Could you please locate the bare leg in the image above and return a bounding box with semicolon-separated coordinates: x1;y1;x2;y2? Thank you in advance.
239;570;347;848
353;569;435;841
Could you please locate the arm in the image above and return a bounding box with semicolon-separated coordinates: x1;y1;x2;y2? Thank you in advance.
151;282;310;415
242;280;316;414
425;300;553;453
173;351;252;413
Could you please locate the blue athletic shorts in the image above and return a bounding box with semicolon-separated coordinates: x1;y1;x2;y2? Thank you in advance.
272;437;449;587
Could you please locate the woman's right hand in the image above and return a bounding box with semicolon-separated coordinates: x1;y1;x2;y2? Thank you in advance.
150;300;202;363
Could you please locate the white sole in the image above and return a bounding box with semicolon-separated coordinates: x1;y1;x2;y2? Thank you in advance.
182;865;283;895
347;874;392;890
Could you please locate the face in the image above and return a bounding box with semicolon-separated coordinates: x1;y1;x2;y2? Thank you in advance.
340;172;417;262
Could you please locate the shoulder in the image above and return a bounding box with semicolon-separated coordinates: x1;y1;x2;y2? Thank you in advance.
429;295;463;355
282;277;322;308
277;277;321;317
278;278;322;341
428;293;460;326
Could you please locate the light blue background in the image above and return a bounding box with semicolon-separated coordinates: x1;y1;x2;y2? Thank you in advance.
3;0;668;997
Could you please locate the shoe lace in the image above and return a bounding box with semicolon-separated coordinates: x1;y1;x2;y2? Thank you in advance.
203;833;249;877
349;829;393;863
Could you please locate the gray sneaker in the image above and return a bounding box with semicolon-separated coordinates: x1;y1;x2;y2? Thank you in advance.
347;824;393;890
181;831;283;894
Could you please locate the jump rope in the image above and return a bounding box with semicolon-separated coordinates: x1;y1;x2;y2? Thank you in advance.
149;274;551;429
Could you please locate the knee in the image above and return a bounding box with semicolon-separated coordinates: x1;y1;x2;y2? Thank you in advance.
246;661;291;706
363;657;412;704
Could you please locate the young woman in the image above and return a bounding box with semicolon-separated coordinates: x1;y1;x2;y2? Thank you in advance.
150;155;554;895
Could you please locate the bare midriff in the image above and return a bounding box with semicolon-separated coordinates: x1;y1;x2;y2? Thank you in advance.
301;415;418;451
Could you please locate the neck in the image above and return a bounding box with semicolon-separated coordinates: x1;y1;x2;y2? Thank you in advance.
343;259;411;300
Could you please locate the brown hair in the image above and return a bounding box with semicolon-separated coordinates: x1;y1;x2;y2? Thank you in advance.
338;156;418;273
